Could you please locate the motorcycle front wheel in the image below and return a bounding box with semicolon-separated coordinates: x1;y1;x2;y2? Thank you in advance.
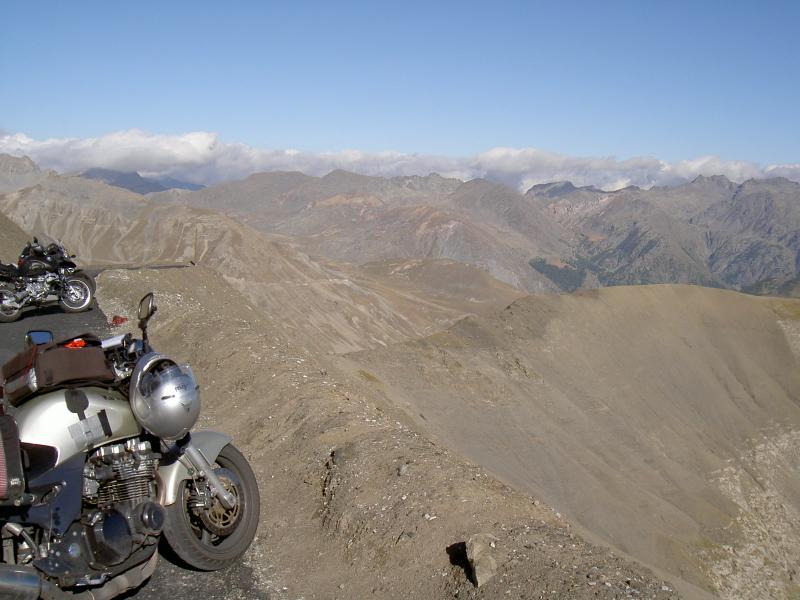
73;270;96;293
0;282;23;322
162;443;260;571
59;276;93;312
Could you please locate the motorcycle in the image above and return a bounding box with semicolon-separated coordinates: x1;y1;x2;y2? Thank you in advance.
0;238;95;323
0;293;260;599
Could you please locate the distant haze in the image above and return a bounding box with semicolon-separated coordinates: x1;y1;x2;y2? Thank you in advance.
2;129;799;192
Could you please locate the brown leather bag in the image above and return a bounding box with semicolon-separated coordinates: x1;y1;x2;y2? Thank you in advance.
1;338;115;407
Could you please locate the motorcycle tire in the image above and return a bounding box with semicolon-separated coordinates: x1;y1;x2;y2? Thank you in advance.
59;276;93;313
0;282;22;322
162;443;260;571
74;270;96;293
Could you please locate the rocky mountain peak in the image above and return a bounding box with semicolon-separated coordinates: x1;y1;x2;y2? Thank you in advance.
322;168;375;183
0;153;48;193
691;173;728;183
525;181;578;198
740;175;799;189
688;174;737;191
0;153;39;175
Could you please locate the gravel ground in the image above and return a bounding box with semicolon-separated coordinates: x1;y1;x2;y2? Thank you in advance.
123;555;270;600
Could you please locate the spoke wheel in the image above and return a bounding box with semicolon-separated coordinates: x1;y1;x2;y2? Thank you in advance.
59;277;93;312
0;283;22;323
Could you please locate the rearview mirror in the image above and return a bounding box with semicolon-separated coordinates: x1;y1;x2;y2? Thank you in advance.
138;293;156;321
25;330;53;347
137;293;157;351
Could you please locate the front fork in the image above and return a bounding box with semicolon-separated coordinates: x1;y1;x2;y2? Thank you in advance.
182;444;238;510
157;431;237;509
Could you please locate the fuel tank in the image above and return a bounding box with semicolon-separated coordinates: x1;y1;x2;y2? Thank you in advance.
16;386;141;467
17;259;49;277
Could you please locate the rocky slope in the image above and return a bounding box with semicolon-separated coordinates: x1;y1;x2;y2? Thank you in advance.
527;176;800;294
149;169;572;292
693;178;800;290
95;266;678;600
0;154;49;193
529;190;719;290
345;285;800;599
0;209;30;263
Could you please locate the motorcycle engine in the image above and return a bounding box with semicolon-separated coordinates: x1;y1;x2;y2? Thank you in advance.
80;439;164;568
24;273;57;301
35;440;164;587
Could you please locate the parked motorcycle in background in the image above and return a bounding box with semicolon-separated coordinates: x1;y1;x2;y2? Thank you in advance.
0;238;95;322
0;293;260;598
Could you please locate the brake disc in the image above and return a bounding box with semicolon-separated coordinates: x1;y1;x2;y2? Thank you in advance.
195;468;242;537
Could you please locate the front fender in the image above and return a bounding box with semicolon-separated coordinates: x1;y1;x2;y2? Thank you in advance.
157;430;232;506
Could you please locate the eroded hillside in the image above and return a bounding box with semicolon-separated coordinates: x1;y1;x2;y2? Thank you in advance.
0;209;30;263
0;154;48;193
528;176;800;295
94;266;677;600
345;285;800;599
148;169;573;292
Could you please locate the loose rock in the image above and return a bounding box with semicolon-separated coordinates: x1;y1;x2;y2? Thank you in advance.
466;533;500;587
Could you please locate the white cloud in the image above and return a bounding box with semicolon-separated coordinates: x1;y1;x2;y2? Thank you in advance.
0;129;797;192
764;163;800;181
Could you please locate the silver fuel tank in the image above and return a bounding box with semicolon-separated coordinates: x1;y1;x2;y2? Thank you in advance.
16;386;141;466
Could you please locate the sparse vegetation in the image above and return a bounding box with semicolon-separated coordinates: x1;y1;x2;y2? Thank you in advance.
529;257;587;292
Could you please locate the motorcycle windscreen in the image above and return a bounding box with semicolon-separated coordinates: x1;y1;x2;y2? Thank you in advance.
0;415;25;502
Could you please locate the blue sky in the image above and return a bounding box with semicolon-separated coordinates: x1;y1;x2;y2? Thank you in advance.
1;1;798;187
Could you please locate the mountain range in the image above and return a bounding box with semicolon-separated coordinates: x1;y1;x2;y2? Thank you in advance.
79;167;204;194
146;166;800;296
2;155;798;297
527;175;800;295
1;154;800;598
0;171;522;354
